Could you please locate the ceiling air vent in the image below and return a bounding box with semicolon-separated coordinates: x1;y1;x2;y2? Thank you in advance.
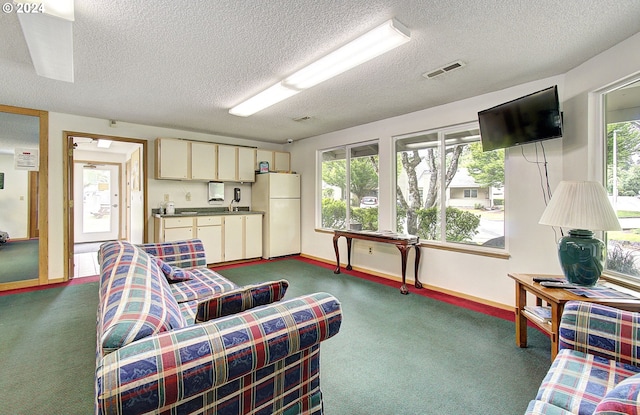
293;116;313;122
422;60;465;79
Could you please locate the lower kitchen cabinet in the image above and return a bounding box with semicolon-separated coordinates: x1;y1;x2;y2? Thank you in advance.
223;215;244;262
196;216;223;264
155;214;262;264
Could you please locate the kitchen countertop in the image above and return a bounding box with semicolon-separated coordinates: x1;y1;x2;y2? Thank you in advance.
153;207;264;218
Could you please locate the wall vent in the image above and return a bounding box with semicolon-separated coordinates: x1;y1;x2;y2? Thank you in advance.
422;60;465;79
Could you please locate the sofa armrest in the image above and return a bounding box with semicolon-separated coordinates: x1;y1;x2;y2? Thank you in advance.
558;300;640;365
137;239;207;269
96;292;342;415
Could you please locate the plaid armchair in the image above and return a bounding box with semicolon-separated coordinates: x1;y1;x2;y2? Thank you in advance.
525;300;640;415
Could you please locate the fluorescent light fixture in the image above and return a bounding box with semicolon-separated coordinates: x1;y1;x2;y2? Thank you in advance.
229;18;410;117
283;19;410;90
16;0;74;82
229;83;301;117
97;139;112;149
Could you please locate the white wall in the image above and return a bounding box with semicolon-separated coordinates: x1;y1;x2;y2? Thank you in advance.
0;154;30;238
291;32;640;308
47;113;283;280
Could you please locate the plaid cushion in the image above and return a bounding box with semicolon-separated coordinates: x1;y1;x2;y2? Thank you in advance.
96;292;342;415
559;301;640;365
138;239;207;269
98;241;187;355
196;279;289;322
169;268;239;302
594;373;640;414
525;400;575;415
535;349;640;415
152;256;195;281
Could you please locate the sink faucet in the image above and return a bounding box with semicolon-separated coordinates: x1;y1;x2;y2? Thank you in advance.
229;200;234;212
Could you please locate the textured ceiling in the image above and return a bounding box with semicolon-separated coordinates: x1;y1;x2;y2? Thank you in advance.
0;0;639;145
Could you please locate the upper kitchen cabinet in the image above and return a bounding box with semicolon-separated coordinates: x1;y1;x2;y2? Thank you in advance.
274;151;290;172
254;150;291;172
238;147;255;182
155;138;217;181
218;145;255;183
191;141;217;180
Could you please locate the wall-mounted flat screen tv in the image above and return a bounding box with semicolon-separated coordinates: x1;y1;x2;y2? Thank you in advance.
478;85;562;152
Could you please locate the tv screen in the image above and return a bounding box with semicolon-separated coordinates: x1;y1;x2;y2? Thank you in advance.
478;86;562;152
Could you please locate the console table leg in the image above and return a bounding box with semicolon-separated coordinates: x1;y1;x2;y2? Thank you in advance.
333;235;341;274
345;237;353;270
397;245;409;294
414;244;422;289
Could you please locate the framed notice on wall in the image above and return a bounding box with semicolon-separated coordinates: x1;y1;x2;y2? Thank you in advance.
14;148;39;171
0;172;4;189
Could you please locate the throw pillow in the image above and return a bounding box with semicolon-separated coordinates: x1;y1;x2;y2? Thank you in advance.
195;279;289;322
594;373;640;415
153;256;195;282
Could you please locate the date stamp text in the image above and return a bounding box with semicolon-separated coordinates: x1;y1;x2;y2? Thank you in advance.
3;3;45;14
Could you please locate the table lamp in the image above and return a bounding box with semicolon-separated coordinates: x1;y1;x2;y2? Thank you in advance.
538;181;621;286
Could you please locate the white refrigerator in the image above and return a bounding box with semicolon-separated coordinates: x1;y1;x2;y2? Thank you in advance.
252;173;301;259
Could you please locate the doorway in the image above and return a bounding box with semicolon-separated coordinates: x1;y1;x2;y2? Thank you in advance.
74;162;121;243
64;132;148;279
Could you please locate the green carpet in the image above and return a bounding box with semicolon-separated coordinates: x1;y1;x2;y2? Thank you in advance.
218;260;551;414
0;240;39;283
0;282;98;414
0;259;550;414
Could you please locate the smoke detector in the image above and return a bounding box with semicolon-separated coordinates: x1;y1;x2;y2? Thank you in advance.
422;60;465;79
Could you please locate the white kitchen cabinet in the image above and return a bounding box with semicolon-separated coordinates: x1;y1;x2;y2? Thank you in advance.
224;215;244;262
156;138;189;179
217;145;237;181
238;147;256;182
255;149;274;171
273;151;291;172
244;214;262;259
196;216;222;264
156;216;194;241
156;138;217;181
191;142;217;181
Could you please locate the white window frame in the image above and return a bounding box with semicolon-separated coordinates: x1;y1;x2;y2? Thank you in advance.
316;140;379;230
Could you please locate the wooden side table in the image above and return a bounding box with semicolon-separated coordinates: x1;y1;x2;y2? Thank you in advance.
333;230;422;294
508;273;640;360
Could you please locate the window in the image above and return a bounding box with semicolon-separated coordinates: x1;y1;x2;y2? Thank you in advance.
395;122;505;248
603;78;640;280
320;142;379;231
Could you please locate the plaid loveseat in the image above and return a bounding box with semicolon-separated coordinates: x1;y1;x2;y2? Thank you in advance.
525;301;640;415
96;239;342;415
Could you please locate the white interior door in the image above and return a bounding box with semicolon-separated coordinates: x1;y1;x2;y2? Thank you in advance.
74;163;120;243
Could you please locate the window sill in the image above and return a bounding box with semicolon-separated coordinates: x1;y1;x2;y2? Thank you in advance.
420;241;510;259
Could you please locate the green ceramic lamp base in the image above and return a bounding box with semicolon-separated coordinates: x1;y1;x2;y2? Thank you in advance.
557;229;605;286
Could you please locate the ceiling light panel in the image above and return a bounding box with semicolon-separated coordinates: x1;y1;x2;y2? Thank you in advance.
283;19;410;90
229;83;301;117
229;18;411;117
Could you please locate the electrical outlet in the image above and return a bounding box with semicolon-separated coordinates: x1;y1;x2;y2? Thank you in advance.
185;192;191;201
368;246;372;254
164;194;170;202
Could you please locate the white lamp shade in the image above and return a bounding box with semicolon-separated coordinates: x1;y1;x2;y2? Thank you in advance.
539;181;621;231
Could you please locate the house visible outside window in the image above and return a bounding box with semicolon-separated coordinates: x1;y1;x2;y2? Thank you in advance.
395;122;505;248
319;141;379;231
603;78;640;280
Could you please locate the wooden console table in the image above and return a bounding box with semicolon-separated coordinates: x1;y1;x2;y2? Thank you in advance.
333;230;422;294
508;273;640;360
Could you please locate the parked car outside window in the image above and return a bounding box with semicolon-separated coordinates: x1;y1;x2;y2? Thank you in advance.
360;196;378;208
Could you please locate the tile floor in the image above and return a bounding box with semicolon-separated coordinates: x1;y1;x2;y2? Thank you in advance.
74;252;100;278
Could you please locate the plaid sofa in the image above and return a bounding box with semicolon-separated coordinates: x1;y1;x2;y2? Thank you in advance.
96;239;342;415
525;301;640;415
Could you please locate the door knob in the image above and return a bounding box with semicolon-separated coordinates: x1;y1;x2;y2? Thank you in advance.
112;204;118;208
